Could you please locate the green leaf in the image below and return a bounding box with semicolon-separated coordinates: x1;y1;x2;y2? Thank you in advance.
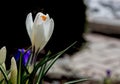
0;65;9;83
21;66;30;84
43;41;77;76
21;74;30;84
0;79;4;84
36;41;77;69
64;79;88;84
36;56;48;83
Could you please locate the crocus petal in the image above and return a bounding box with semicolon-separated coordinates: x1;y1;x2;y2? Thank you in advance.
26;12;33;39
0;46;6;64
10;57;17;84
43;19;54;41
33;12;44;26
32;24;46;53
36;19;54;53
22;50;31;66
45;14;50;22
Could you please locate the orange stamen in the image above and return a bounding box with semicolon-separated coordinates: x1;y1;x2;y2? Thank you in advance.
41;15;47;21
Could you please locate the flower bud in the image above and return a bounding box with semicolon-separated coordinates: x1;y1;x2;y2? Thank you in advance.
10;57;17;84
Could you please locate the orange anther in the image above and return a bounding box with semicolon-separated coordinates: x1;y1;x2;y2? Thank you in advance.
41;15;47;21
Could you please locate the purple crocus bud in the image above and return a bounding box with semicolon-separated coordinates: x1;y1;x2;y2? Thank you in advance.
22;50;31;66
14;48;31;66
106;69;111;77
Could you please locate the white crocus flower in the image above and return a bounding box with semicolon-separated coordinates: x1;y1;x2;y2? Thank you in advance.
26;12;54;54
0;46;6;64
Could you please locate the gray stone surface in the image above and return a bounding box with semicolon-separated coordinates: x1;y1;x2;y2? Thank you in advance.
88;17;120;34
84;0;120;34
84;0;120;19
47;33;120;81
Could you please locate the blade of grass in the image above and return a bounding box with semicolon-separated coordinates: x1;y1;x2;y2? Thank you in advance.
36;64;45;84
36;56;48;84
64;79;88;84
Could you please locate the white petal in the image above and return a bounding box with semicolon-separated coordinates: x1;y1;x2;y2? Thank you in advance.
32;24;46;53
10;57;17;70
45;14;50;22
10;57;17;84
43;18;54;41
47;19;54;40
0;46;6;64
34;12;44;25
26;12;33;40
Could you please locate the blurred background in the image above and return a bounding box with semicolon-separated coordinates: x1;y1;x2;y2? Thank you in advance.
0;0;120;84
45;0;120;84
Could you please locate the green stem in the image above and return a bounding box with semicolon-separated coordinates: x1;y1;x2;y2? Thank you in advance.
0;65;8;83
17;53;23;84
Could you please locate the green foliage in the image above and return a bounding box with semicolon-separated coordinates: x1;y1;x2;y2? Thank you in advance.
0;41;77;84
